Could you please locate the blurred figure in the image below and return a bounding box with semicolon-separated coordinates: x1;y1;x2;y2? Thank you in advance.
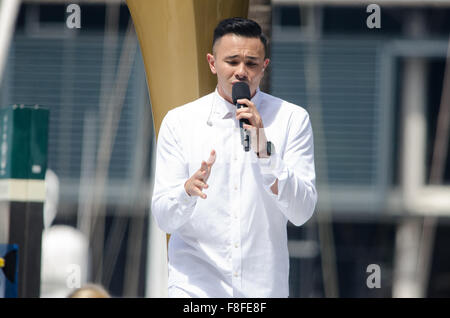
40;169;90;297
67;283;110;298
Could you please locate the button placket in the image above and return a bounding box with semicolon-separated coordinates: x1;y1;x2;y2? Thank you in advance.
230;126;242;289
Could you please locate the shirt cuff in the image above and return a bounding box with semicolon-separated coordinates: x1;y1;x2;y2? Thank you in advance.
257;152;287;187
175;183;198;209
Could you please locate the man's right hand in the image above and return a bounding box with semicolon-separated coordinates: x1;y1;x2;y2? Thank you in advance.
184;149;216;199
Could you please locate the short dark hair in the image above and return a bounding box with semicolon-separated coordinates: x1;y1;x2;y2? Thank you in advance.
212;17;268;57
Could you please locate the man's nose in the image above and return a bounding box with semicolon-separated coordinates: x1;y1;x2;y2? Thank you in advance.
235;63;248;80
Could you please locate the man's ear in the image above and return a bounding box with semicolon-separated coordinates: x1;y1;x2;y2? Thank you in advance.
206;53;217;75
263;58;270;70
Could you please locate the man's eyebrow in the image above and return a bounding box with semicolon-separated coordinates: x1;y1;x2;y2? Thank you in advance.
224;55;259;60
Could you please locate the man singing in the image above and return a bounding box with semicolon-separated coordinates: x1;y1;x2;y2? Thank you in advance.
151;17;317;298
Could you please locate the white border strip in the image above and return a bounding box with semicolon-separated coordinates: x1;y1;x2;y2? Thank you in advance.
0;179;45;202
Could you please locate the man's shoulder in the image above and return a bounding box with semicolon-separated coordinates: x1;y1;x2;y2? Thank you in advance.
162;92;213;128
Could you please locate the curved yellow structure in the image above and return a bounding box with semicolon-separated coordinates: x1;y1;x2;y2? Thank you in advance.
126;0;249;138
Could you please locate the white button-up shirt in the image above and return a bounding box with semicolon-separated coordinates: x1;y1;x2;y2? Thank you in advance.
151;88;317;297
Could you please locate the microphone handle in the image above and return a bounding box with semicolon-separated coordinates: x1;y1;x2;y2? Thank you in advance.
237;103;250;151
237;104;250;127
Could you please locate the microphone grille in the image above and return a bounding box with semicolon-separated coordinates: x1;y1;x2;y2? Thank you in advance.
232;82;250;104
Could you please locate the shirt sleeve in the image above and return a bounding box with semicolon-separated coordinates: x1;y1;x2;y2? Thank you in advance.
151;111;198;234
257;110;318;226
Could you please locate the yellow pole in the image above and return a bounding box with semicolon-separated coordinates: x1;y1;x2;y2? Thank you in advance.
126;0;249;139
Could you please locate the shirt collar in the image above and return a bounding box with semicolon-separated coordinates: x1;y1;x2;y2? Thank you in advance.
213;87;262;119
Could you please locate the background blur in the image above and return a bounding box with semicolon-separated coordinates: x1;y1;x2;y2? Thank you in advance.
0;0;449;297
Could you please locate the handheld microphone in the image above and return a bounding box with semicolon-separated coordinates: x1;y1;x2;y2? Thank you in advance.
232;82;251;152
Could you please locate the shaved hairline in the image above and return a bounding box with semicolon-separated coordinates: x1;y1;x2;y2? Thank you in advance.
212;35;267;58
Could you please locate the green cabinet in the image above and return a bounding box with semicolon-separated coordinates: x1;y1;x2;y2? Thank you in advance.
0;105;49;202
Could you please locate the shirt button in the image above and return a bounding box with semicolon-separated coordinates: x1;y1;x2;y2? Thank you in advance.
234;272;239;277
234;185;238;191
234;243;239;248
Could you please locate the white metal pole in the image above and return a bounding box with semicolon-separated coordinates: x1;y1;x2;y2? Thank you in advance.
0;0;21;85
393;11;428;298
145;136;168;298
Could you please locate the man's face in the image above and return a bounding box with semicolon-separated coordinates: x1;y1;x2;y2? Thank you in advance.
207;34;270;103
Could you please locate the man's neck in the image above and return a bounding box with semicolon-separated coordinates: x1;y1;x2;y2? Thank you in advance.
217;86;233;104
